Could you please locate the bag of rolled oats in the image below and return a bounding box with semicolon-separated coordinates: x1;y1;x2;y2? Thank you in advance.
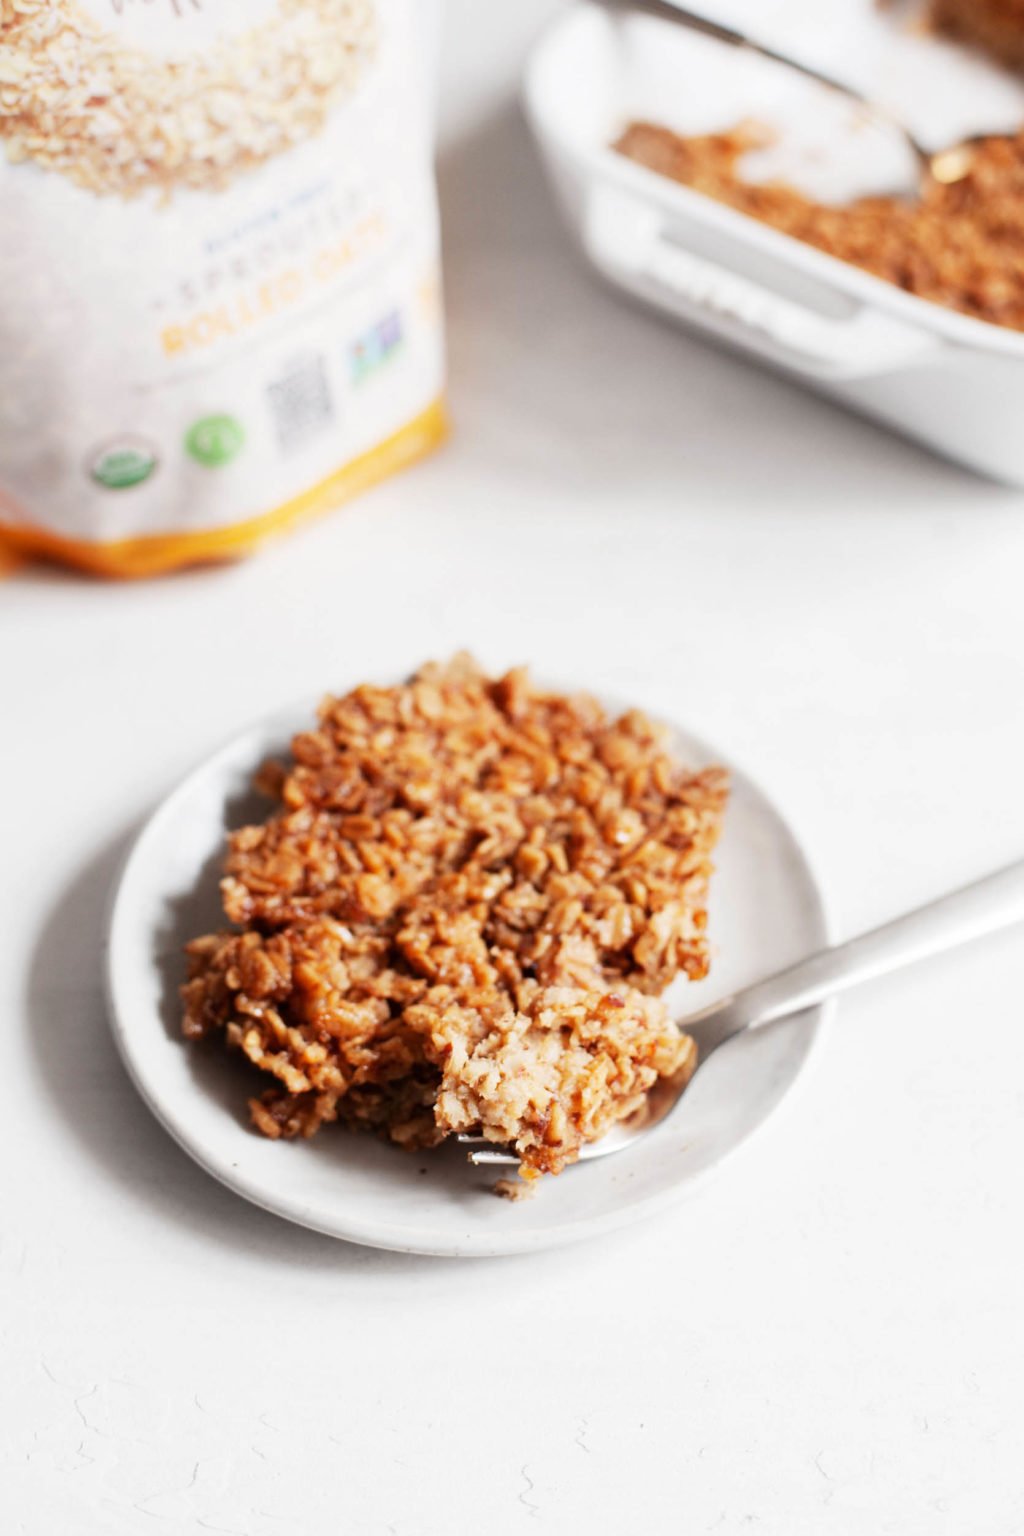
0;0;445;576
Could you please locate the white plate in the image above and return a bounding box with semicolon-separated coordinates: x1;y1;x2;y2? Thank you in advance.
106;690;830;1257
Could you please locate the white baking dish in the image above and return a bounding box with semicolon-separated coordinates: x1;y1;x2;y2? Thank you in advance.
523;2;1024;484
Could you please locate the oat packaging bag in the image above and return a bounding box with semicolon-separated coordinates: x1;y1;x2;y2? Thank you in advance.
0;0;445;576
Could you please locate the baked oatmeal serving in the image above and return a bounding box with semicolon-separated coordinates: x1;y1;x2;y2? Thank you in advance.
616;120;1024;332
613;0;1024;334
182;657;728;1185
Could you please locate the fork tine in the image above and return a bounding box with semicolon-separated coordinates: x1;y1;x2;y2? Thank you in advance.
456;1132;519;1165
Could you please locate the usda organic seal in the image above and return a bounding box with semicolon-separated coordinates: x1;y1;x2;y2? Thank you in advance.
88;437;159;490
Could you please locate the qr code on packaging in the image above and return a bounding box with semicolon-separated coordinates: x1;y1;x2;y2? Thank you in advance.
267;354;334;453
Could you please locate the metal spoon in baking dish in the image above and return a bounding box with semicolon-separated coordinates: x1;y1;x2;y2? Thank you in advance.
460;857;1024;1167
600;0;991;187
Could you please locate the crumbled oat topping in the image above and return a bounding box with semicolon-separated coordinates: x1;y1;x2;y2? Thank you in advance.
616;118;1024;332
930;0;1024;69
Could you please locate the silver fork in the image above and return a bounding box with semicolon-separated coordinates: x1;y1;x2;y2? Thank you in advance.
460;857;1024;1167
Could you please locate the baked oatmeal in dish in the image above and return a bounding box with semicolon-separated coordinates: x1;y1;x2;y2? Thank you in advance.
930;0;1024;68
182;657;728;1183
615;120;1024;332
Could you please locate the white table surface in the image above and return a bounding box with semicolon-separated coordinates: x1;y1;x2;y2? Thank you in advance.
4;2;1024;1531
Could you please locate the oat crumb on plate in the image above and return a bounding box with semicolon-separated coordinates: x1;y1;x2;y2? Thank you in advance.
493;1177;536;1202
181;656;728;1184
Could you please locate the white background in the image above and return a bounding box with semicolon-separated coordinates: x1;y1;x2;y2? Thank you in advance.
3;1;1024;1531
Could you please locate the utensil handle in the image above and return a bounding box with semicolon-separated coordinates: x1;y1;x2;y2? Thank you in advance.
647;1;872;104
694;859;1024;1044
600;0;867;105
598;0;929;166
622;0;746;49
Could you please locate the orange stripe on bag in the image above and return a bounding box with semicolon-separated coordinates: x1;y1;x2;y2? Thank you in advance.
0;400;447;580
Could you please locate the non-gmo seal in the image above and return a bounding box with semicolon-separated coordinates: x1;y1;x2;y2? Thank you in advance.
185;415;245;468
88;437;159;490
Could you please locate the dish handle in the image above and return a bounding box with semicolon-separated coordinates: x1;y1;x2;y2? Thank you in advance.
584;185;937;380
